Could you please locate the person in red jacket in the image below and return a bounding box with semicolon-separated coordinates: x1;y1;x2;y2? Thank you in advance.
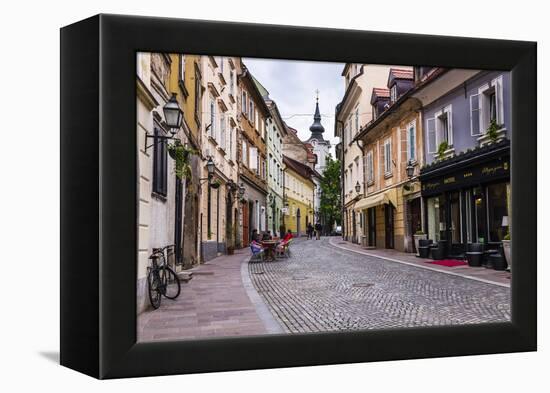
282;229;293;242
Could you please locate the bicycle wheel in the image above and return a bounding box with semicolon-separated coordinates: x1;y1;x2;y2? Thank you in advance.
160;266;181;299
147;269;162;309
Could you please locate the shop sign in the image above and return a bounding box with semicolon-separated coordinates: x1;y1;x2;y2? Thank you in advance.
421;158;509;196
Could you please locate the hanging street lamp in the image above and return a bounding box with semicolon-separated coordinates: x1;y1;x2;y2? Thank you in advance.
145;93;183;151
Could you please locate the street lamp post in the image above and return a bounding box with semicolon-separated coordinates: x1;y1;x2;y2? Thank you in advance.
145;93;183;152
406;160;415;179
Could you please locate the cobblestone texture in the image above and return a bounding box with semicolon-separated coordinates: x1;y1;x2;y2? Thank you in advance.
249;237;511;333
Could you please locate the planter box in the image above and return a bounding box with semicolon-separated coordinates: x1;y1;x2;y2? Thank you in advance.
502;239;511;272
413;234;427;256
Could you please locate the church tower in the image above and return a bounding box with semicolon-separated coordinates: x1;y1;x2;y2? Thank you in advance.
307;92;331;173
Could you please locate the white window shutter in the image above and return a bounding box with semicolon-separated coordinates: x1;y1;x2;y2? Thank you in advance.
470;94;481;136
427;118;436;153
493;76;504;125
446;107;453;146
250;147;258;170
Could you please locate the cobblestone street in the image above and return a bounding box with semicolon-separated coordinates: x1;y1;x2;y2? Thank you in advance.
138;237;511;342
249;237;511;333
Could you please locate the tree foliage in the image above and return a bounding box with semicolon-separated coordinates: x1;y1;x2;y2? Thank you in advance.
319;154;342;231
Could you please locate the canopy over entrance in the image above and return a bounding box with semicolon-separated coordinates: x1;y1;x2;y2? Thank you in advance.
354;188;397;211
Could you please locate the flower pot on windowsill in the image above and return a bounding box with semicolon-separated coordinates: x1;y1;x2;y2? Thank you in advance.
502;239;511;272
477;128;507;146
413;233;427;256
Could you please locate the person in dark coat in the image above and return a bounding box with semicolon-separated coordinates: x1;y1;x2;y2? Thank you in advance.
315;222;322;240
307;223;314;240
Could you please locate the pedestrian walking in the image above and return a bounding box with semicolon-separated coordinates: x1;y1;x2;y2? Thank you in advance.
307;223;314;239
315;222;322;240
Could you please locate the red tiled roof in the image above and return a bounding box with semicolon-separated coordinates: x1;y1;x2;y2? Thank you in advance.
390;68;414;80
283;155;315;181
372;88;390;97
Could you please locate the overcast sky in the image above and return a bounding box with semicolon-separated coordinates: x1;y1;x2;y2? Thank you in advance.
244;58;345;156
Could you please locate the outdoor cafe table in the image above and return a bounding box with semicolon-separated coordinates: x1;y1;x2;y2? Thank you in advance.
260;240;278;261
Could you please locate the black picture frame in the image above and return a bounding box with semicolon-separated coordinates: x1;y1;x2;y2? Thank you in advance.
60;14;536;379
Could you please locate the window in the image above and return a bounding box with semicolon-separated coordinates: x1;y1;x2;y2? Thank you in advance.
478;75;504;133
427;117;436;153
219;56;224;74
488;182;509;242
242;140;248;166
435;105;453;147
383;138;392;175
229;70;234;96
470;94;481;136
194;67;201;121
365;150;374;184
407;121;416;161
179;54;186;82
249;100;254;124
209;97;216;138
242;91;247;115
354;108;359;134
390;84;397;103
229;126;234;160
249;147;258;172
152;126;168;196
219;114;226;150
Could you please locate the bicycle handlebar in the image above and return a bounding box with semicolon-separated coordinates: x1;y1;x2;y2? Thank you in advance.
149;245;174;258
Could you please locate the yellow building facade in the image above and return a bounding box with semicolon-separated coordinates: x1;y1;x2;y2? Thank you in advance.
354;92;424;253
283;156;315;236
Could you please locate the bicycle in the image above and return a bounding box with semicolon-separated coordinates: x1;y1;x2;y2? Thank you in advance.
147;245;181;309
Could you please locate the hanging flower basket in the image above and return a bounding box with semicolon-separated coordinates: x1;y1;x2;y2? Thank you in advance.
167;141;198;181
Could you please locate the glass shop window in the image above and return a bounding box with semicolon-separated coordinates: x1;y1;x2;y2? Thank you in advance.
488;182;510;242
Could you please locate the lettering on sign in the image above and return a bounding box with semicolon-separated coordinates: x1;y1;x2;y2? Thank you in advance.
444;177;455;184
482;164;504;176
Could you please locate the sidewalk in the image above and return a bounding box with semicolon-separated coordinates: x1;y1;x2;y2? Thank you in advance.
329;237;511;287
137;248;282;342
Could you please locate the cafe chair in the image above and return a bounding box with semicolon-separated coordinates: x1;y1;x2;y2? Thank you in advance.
249;245;265;262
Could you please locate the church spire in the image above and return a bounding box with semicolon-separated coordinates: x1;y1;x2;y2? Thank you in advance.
309;90;325;141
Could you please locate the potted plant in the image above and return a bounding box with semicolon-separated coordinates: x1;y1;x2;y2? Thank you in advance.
436;141;449;160
210;179;222;189
413;229;427;257
502;231;511;272
167;141;198;185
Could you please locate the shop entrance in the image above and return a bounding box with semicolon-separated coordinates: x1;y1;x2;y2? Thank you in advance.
384;204;394;249
367;207;376;247
408;198;421;253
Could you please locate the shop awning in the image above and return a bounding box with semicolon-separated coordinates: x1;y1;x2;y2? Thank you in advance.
354;188;397;211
